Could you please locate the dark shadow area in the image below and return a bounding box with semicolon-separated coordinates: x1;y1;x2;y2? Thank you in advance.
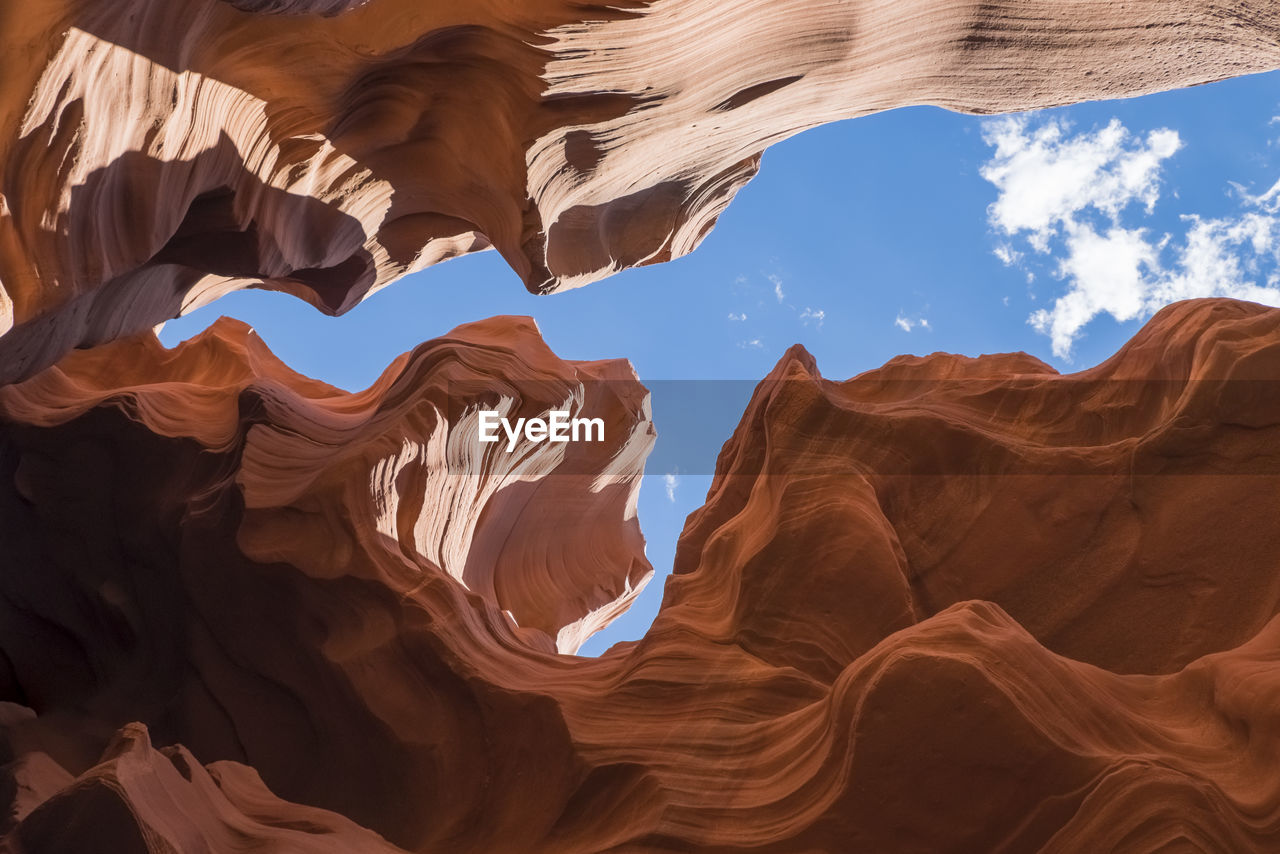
0;137;374;383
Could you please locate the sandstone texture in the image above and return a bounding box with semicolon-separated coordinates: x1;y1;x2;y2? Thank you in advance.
2;1;1280;380
6;1;1280;850
4;299;1280;852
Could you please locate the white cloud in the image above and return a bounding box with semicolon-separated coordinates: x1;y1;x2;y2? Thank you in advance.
983;116;1280;359
663;471;679;503
768;273;785;303
1029;223;1161;355
739;338;763;349
982;116;1181;251
800;307;825;327
993;244;1022;266
727;311;747;321
1155;212;1280;303
895;313;930;332
1252;176;1280;211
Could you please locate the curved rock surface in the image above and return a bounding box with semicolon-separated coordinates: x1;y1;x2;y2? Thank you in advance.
2;714;404;854
2;1;1280;380
667;297;1280;677
3;298;1280;852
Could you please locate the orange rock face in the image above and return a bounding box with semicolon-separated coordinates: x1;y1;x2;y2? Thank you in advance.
2;1;1280;380
4;299;1280;852
5;718;406;854
5;3;1280;849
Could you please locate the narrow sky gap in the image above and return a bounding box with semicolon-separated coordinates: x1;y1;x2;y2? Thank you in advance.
160;70;1280;655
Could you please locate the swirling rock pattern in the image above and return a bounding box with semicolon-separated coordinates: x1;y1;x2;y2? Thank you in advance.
3;716;405;854
2;1;1280;380
4;299;1280;852
667;297;1280;678
0;315;655;847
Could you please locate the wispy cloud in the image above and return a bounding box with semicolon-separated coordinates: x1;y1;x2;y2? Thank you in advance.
663;470;679;502
982;115;1280;359
895;313;930;332
769;273;785;303
993;244;1022;266
727;271;828;350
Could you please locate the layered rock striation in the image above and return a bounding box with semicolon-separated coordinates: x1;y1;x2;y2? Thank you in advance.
0;315;655;847
4;299;1280;852
3;1;1280;380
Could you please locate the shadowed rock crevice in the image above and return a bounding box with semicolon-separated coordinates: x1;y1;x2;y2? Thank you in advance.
0;140;379;384
3;300;1280;851
2;1;1279;378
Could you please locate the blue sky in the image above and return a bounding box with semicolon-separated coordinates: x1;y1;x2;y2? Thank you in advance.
161;70;1280;655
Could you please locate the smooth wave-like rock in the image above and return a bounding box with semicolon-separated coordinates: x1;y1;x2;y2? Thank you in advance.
0;314;656;848
3;717;404;854
1;314;654;653
4;299;1280;852
2;2;1279;380
665;297;1280;677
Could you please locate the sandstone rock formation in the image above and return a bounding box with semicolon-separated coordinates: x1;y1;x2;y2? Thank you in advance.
667;297;1280;678
6;3;1280;848
4;299;1280;852
3;714;406;854
2;1;1280;380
